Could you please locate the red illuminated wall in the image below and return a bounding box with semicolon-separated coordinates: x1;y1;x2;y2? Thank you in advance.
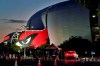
4;36;10;41
19;28;49;48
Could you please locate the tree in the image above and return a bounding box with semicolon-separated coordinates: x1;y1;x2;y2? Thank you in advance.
93;39;100;56
58;36;92;56
10;44;21;53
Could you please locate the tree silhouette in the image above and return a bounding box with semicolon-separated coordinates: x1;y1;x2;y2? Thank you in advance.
58;36;92;56
93;39;100;56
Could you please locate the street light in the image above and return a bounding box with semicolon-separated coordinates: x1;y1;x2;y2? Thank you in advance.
85;51;87;61
91;51;95;61
21;25;29;58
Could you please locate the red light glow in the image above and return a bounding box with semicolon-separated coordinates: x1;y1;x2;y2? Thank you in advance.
4;36;10;41
64;51;78;64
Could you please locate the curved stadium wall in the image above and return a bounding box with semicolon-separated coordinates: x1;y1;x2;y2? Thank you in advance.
27;0;92;46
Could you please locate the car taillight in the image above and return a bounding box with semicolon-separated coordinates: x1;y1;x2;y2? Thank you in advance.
66;53;69;56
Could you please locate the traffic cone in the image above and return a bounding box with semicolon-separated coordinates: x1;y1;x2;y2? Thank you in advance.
14;60;18;66
46;56;48;60
32;57;34;61
56;55;59;61
38;58;41;66
54;59;57;66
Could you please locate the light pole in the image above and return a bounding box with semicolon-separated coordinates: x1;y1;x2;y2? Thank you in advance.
21;25;28;58
85;51;87;61
91;51;95;61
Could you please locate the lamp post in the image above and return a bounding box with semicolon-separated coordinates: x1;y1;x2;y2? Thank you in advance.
85;51;87;61
21;25;34;58
91;51;95;61
21;25;28;58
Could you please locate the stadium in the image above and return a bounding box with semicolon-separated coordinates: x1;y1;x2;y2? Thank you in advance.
27;0;92;46
1;0;100;62
3;0;100;47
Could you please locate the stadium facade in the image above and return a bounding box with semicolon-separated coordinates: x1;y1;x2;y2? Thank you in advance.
3;0;100;47
27;0;99;46
3;32;20;45
16;28;49;48
4;32;15;44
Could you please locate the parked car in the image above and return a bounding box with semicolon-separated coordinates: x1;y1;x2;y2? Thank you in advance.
64;51;78;64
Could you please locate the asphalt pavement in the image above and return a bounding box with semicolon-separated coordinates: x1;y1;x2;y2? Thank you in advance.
0;58;100;66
